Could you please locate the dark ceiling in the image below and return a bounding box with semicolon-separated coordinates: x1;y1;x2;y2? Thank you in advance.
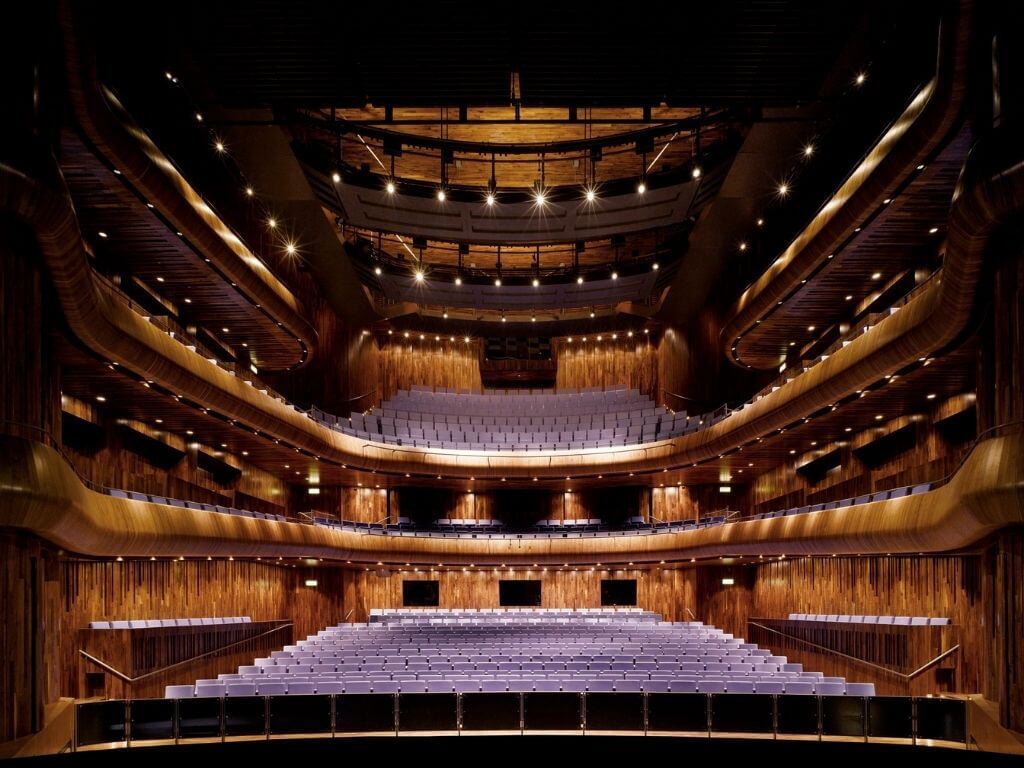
91;0;932;109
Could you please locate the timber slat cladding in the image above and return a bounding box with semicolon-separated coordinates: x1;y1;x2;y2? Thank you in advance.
341;567;696;624
377;341;483;402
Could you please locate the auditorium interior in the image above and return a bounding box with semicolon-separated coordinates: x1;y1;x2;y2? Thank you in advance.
2;0;1024;762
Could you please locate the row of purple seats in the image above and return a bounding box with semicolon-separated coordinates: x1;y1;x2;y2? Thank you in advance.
167;678;874;697
787;614;951;626
107;489;287;522
753;484;932;521
90;616;251;629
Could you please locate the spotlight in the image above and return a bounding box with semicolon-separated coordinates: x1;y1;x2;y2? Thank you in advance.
414;270;425;282
494;278;502;287
855;72;867;86
437;188;446;202
245;186;254;197
652;262;659;270
611;271;618;280
577;275;584;284
532;278;540;287
385;180;396;194
214;141;225;153
777;183;789;196
585;188;597;202
454;276;462;286
331;172;341;183
803;144;815;157
637;181;646;194
285;242;297;256
267;218;277;229
691;166;702;179
485;192;496;206
374;266;382;276
534;189;546;206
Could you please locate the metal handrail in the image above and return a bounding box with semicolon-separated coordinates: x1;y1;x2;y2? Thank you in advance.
77;622;293;684
747;620;960;681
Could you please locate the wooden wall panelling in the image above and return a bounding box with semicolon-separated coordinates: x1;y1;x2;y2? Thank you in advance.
698;551;997;700
376;340;482;401
61;413;290;512
554;337;660;400
77;622;292;700
339;566;697;623
0;225;61;436
750;407;974;515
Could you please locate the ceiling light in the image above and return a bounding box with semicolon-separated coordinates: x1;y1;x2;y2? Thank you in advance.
414;270;425;282
222;327;229;333
534;189;546;206
807;325;815;332
611;271;618;280
464;336;470;343
531;316;536;322
777;183;789;196
637;181;646;194
652;262;659;270
871;272;881;280
95;395;106;402
245;186;255;197
585;188;597;202
739;242;748;252
875;414;884;420
184;297;191;303
804;144;815;157
855;72;867;85
577;275;584;284
437;189;446;202
454;276;462;286
267;218;277;229
494;278;502;287
929;227;939;234
590;311;595;318
442;311;448;319
532;278;539;287
691;166;702;179
386;180;396;194
501;315;506;323
883;198;891;204
156;276;165;282
627;331;633;337
285;242;297;256
374;266;382;276
756;218;764;227
214;141;225;153
97;231;108;239
331;172;341;183
845;294;853;301
485;192;496;206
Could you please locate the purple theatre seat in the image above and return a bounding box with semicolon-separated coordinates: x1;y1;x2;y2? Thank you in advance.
225;682;256;696
164;685;195;698
755;681;785;695
844;683;875;696
784;681;816;695
669;680;698;693
371;681;400;693
316;682;345;694
256;681;288;696
343;681;373;693
816;681;846;695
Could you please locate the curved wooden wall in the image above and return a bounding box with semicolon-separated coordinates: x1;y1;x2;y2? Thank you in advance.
58;2;317;369
2;431;1021;562
721;0;971;368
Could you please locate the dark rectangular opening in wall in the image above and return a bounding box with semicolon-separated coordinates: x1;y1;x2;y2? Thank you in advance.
499;580;541;606
402;580;440;607
795;448;842;484
935;406;976;444
601;579;638;606
852;423;917;468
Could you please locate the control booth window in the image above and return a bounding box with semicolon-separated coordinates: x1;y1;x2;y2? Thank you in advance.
499;580;542;606
601;579;638;606
402;580;440;607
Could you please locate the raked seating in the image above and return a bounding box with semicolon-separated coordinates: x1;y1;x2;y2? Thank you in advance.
165;608;874;698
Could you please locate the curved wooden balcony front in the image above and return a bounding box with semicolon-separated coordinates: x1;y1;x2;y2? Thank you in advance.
1;430;1021;563
59;1;317;370
720;0;970;369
